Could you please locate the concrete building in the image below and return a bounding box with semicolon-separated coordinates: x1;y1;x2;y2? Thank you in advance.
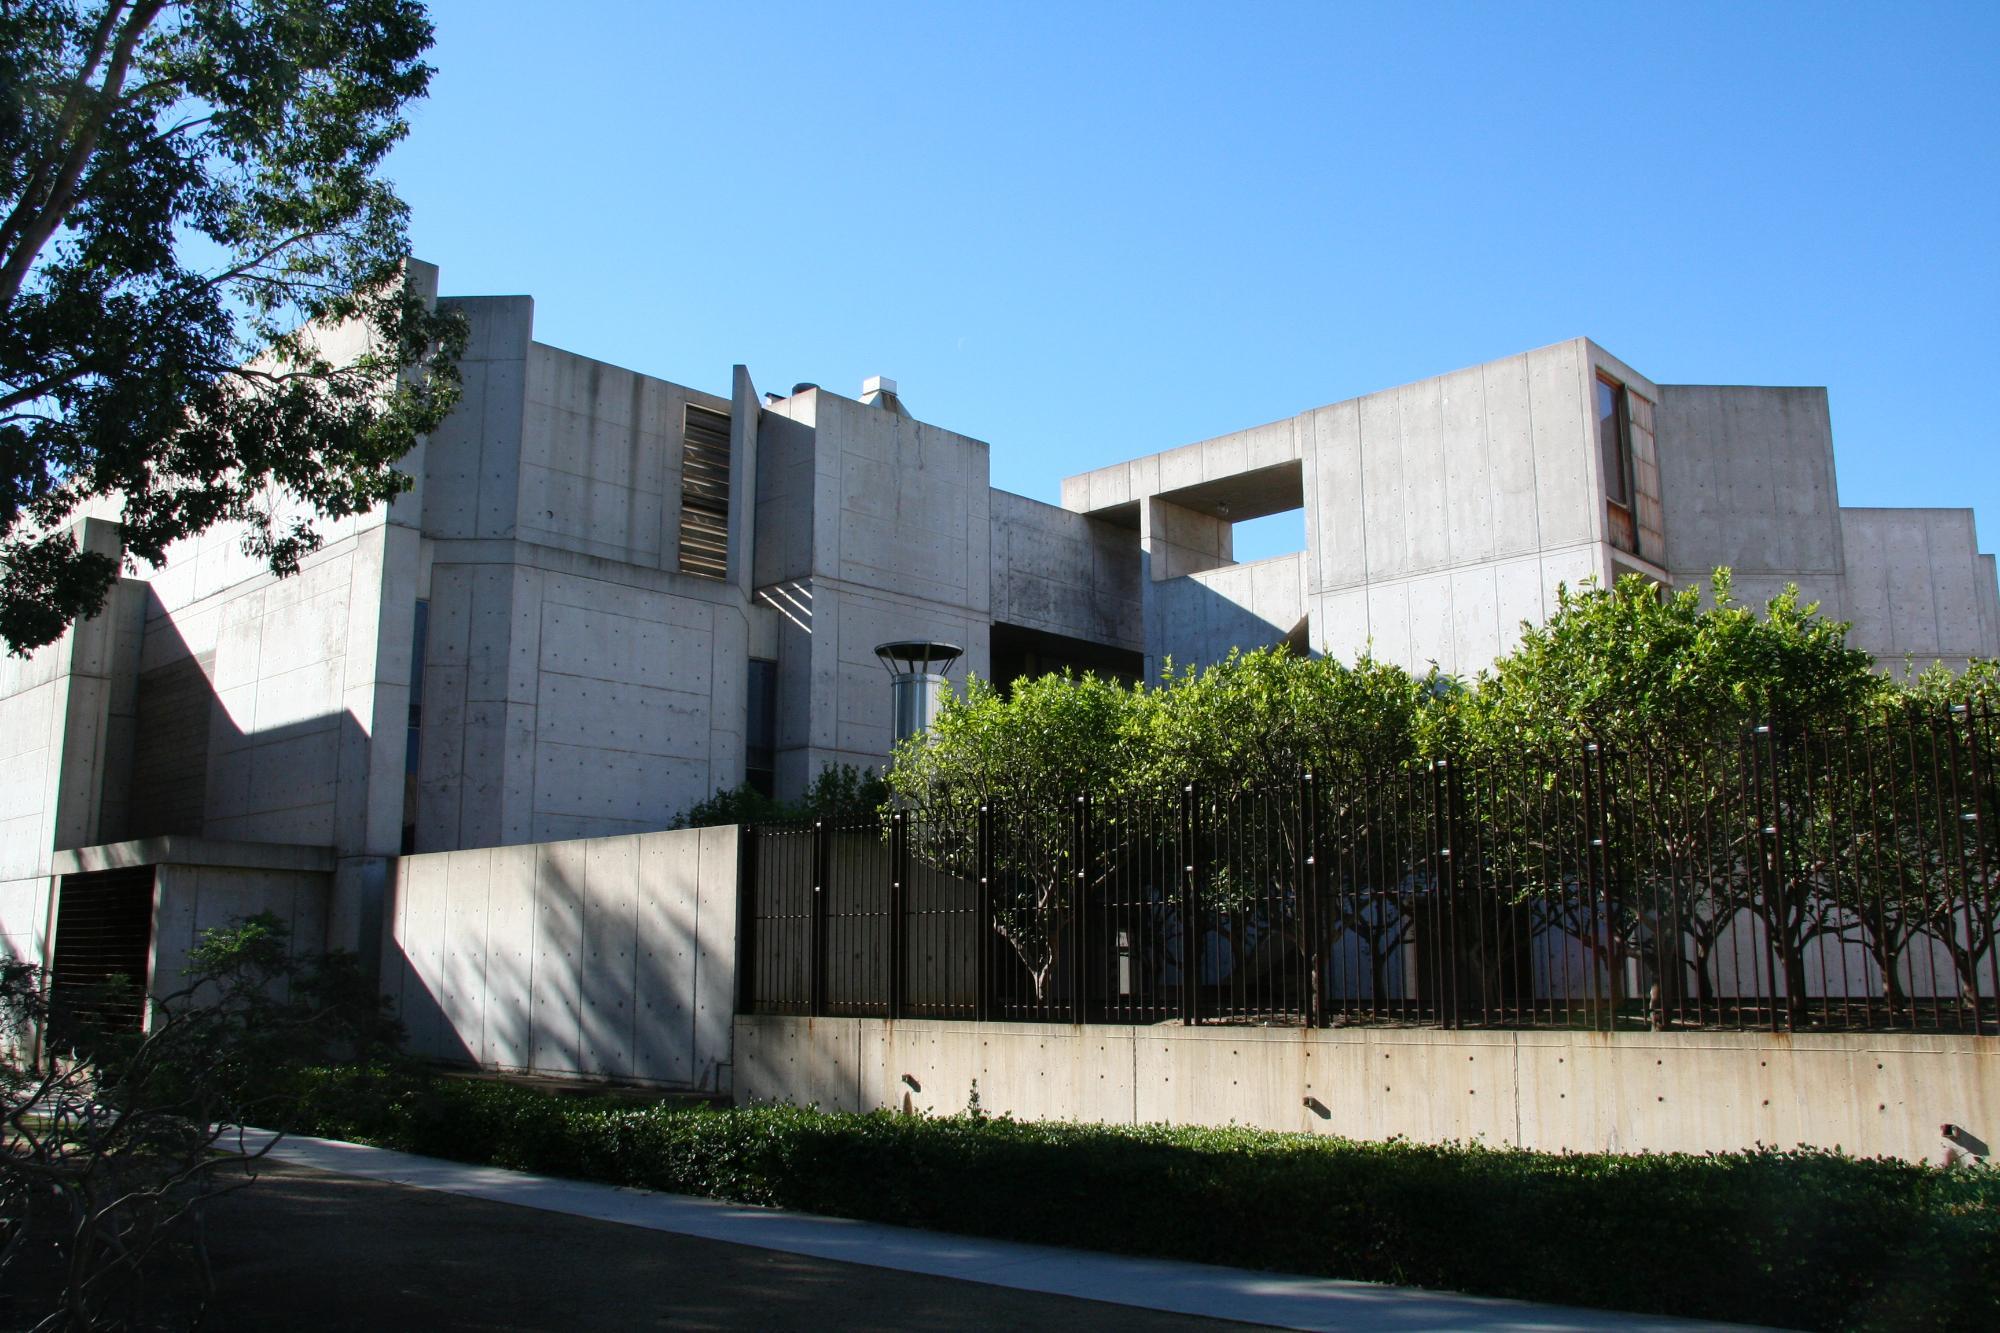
3;264;1995;978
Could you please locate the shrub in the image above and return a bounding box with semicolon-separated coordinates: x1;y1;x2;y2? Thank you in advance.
279;1068;1999;1331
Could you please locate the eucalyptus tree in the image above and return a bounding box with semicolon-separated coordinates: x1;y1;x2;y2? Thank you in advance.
0;0;463;652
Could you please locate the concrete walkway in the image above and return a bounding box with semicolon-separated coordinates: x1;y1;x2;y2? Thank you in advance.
243;1131;1743;1331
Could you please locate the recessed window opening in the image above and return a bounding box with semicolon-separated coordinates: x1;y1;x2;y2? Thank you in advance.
1231;507;1306;563
745;658;778;798
1596;375;1637;554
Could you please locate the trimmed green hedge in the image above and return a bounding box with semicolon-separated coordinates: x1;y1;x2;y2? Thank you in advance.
279;1066;1998;1330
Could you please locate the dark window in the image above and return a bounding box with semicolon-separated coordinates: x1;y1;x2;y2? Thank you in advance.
401;599;428;854
746;657;777;798
1596;375;1632;506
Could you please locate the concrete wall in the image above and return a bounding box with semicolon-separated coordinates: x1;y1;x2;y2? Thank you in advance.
1151;553;1306;670
1062;339;1644;679
51;836;333;1008
0;521;145;964
415;545;758;847
761;387;995;789
412;296;764;843
1840;507;2000;674
988;491;1142;653
735;1015;1996;1163
384;826;738;1090
1654;385;1848;615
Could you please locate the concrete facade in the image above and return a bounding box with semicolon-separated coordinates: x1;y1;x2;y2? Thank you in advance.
1064;339;1999;678
2;268;1994;1082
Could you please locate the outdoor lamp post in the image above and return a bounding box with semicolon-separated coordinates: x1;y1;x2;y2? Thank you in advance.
874;640;963;746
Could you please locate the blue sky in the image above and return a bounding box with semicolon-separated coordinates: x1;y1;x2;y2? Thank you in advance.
387;1;1999;563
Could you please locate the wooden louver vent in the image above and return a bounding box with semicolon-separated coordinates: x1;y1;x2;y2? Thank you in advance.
679;404;732;580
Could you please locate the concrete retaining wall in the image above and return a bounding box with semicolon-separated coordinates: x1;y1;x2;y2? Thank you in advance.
734;1015;1997;1163
384;826;738;1091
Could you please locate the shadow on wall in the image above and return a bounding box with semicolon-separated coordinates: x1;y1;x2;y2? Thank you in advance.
380;827;738;1092
117;591;378;851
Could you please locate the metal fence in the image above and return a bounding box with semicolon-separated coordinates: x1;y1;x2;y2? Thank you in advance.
738;708;2000;1033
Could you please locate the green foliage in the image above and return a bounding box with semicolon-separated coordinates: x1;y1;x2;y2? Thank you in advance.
1460;571;1885;759
0;0;465;652
671;763;890;829
2;914;403;1327
1142;646;1437;792
280;1068;2000;1332
887;669;1151;813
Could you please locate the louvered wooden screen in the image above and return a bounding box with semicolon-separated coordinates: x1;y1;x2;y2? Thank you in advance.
51;867;156;1033
679;404;732;579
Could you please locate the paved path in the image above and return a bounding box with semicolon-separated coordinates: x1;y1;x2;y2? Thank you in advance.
240;1131;1739;1331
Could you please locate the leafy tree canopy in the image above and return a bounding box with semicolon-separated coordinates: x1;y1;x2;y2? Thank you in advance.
1142;646;1439;794
672;763;890;829
1458;571;1886;758
0;0;464;652
885;669;1151;816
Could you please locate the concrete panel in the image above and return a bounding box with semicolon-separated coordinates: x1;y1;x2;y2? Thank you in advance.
1525;340;1592;548
1657;385;1843;580
1396;379;1450;574
736;1017;1998;1163
530;840;584;1073
1309;400;1366;593
1405;572;1456;674
692;826;738;1089
482;842;539;1068
1439;365;1496;566
1357;388;1405;580
579;836;639;1077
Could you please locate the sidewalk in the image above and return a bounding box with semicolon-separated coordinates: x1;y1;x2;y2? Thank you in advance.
243;1131;1744;1331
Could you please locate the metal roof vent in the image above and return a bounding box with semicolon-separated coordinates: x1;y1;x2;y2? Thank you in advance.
861;375;909;417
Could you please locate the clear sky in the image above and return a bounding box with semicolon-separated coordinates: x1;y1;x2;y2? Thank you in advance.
386;1;2000;564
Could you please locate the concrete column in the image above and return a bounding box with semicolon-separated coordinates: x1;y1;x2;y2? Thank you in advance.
1139;497;1233;678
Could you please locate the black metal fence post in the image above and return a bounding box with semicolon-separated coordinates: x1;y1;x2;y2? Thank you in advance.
735;824;757;1016
889;810;908;1020
1181;783;1200;1026
1300;770;1321;1029
1071;793;1090;1024
976;803;994;1023
809;818;829;1018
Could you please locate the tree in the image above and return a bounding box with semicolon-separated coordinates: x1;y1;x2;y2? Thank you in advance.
1142;647;1438;1011
1811;662;2000;1020
1458;571;1886;1025
887;671;1148;1000
2;913;400;1329
0;0;465;653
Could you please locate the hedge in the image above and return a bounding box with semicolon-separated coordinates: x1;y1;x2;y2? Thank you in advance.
276;1066;1999;1330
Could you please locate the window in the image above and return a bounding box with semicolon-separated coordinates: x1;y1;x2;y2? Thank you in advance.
745;658;777;798
1596;375;1632;506
1596;375;1637;553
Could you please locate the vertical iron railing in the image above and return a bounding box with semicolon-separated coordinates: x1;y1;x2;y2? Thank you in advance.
740;708;2000;1034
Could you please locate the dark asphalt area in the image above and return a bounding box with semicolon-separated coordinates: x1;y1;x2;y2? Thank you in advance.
188;1160;1263;1330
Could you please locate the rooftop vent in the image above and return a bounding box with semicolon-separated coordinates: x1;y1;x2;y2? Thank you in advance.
861;375;909;416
